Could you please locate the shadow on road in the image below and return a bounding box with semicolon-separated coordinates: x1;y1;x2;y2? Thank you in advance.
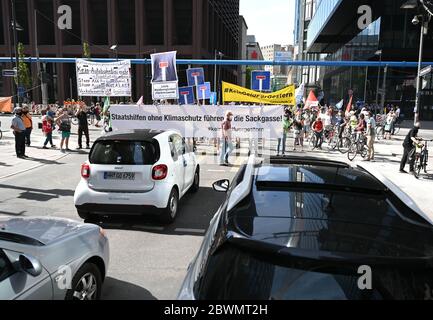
0;210;26;216
102;277;157;300
85;187;226;236
0;184;74;202
0;162;13;167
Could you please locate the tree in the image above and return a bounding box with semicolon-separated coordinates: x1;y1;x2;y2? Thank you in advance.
83;41;91;59
245;66;254;89
16;42;32;89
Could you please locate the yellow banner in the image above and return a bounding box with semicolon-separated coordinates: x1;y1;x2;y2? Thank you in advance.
222;82;295;105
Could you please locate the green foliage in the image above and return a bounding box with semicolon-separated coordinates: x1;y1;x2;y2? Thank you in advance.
16;42;32;89
83;42;91;58
245;66;254;89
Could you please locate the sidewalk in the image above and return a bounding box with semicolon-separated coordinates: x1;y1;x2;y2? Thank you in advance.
0;122;102;179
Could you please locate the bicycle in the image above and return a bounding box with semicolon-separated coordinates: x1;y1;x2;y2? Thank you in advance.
309;131;324;150
338;127;353;154
413;139;433;178
347;132;368;161
0;121;2;140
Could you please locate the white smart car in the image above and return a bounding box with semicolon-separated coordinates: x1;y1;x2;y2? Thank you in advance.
74;130;200;224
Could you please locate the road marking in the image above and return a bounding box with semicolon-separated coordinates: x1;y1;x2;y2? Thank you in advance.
133;225;165;231
208;169;225;172
174;228;206;234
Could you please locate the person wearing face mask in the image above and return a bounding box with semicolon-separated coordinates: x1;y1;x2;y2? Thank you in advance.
56;108;72;152
277;109;293;156
10;107;27;158
21;106;33;147
220;111;234;166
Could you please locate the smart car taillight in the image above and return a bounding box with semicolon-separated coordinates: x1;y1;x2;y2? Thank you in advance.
152;164;168;180
81;163;91;179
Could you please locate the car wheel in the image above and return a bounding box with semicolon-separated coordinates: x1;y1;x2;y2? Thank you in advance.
160;188;179;224
189;168;200;193
65;263;102;300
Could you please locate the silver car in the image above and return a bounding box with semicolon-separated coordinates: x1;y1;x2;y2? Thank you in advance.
0;217;109;300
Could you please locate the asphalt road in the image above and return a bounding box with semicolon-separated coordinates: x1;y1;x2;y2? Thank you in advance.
0;122;237;300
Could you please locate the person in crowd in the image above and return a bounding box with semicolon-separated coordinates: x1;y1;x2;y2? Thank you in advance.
349;111;358;133
303;109;312;141
10;107;27;158
336;110;347;141
94;103;102;127
277;109;292;156
384;110;395;140
292;115;304;152
75;105;90;149
312;117;324;149
400;123;422;177
56;108;72;152
365;112;376;161
220;111;234;166
42;113;56;149
355;113;366;133
392;106;402;135
21;105;33;147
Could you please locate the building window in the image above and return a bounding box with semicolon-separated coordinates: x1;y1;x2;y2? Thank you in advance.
61;0;82;45
305;0;313;21
88;0;108;45
173;0;193;45
144;0;164;45
115;0;136;45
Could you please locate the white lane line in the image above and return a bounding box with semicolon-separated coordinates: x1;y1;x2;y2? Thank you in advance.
208;169;225;172
174;228;206;234
133;225;165;231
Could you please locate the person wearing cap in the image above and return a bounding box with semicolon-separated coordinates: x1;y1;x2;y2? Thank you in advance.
312;117;324;149
400;122;422;176
220;111;234;166
10;107;27;158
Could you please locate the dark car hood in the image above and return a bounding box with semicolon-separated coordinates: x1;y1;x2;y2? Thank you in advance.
0;217;89;245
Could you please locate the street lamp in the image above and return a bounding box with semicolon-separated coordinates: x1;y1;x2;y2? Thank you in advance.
401;0;432;124
110;45;118;61
375;49;382;107
10;0;22;108
213;50;223;97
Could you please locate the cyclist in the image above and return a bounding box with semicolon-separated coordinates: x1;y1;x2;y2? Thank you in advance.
312;117;324;149
400;122;421;177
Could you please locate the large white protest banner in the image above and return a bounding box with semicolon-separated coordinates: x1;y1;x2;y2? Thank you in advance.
76;59;131;97
110;105;284;139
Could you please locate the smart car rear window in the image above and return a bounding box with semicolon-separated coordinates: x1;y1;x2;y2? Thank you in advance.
90;140;160;165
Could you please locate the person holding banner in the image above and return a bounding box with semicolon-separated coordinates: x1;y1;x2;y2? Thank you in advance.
220;111;234;166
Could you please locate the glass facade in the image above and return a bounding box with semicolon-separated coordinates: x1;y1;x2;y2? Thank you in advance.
306;0;342;49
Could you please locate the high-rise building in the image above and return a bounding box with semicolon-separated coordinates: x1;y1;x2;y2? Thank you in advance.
261;44;294;90
302;0;433;120
0;0;240;103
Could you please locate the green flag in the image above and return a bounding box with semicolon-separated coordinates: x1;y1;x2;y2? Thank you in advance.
103;97;110;113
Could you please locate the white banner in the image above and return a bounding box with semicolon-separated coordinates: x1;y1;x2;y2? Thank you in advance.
152;81;179;100
76;59;132;97
110;105;285;138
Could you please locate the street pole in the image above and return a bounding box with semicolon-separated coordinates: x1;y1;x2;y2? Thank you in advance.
11;0;21;108
415;17;428;124
375;51;382;106
213;50;217;93
34;9;48;105
363;66;368;103
381;65;388;109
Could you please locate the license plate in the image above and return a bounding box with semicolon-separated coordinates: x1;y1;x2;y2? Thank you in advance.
104;172;136;180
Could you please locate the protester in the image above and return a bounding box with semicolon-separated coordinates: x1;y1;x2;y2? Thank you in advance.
94;103;101;127
10;107;27;158
21;105;33;147
75;105;90;149
56;108;72;152
400;122;422;177
303;109;312;141
364;112;376;161
42;113;56;149
384;111;394;140
292;115;304;152
277;109;292;156
312;117;324;149
220;111;234;166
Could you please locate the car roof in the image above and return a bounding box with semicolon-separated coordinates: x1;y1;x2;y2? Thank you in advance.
96;129;165;142
225;156;433;261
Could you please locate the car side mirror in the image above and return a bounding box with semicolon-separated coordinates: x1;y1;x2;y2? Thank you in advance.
213;179;230;193
19;254;42;277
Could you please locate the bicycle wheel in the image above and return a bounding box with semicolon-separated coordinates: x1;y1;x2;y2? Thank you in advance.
394;124;401;135
376;127;384;141
0;129;2;140
328;135;338;151
347;143;358;161
360;144;368;159
71;117;78;125
338;137;351;154
415;155;422;178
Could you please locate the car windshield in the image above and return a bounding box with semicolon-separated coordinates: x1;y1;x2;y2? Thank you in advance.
195;245;433;300
89;140;159;165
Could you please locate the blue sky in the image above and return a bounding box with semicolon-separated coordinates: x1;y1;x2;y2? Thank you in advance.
240;0;295;46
